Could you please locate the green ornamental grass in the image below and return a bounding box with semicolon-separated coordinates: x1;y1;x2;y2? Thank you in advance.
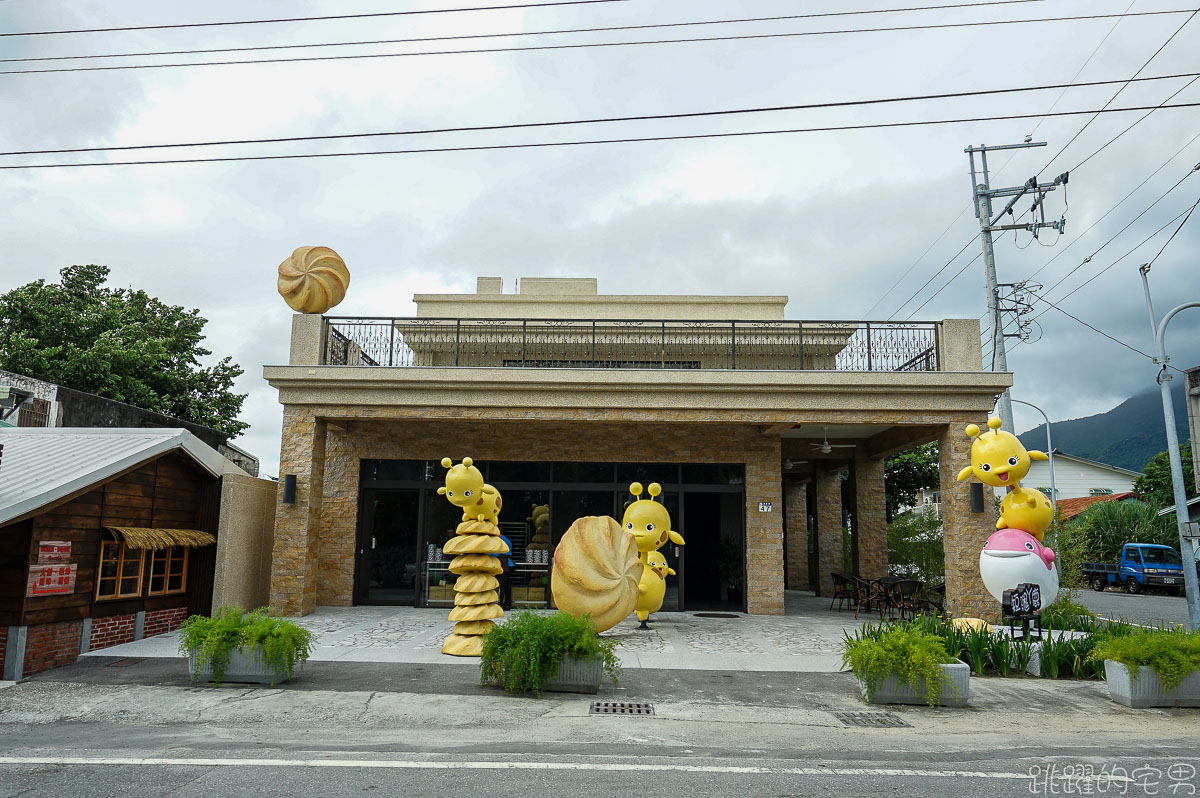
480;611;621;696
179;606;314;687
1089;629;1200;690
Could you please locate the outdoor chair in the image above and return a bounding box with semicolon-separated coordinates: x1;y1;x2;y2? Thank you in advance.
848;576;885;621
918;582;946;615
829;572;855;611
893;579;924;620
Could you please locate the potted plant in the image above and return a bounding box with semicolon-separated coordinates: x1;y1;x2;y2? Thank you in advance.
842;624;968;707
179;606;314;687
1090;629;1200;708
480;610;620;696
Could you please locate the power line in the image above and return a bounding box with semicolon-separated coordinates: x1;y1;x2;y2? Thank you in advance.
1144;189;1200;268
1038;8;1199;173
0;1;1052;64
0;0;631;38
1032;294;1160;362
1022;130;1200;284
5;102;1198;171
5;9;1198;75
861;205;969;318
886;234;979;319
1033;163;1198;298
7;72;1197;158
903;253;983;320
1070;73;1200;172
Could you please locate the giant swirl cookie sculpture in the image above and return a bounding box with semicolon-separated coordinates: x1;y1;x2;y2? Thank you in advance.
277;245;351;314
441;518;508;657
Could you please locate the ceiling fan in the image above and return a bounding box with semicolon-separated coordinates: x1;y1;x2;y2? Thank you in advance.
811;427;856;455
782;459;809;470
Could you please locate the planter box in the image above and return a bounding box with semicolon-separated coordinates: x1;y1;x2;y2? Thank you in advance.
1104;660;1200;708
542;655;603;694
187;647;292;686
858;659;969;708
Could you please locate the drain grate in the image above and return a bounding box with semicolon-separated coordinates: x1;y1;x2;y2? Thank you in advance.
833;711;911;728
107;658;144;668
693;612;740;618
590;701;655;716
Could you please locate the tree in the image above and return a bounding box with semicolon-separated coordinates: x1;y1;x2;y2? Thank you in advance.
886;506;944;581
1134;442;1196;510
0;264;248;436
884;442;939;512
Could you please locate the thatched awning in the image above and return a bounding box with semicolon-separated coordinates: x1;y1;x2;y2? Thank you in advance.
105;527;216;551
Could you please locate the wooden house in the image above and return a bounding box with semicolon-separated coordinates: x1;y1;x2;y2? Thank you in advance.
0;428;249;680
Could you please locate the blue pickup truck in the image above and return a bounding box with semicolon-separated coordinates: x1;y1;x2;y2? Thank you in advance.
1084;544;1187;594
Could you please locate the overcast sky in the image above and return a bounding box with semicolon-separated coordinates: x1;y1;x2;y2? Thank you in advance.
2;0;1198;475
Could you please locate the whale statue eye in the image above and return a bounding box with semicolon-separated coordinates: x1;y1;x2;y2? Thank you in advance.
983;540;989;547
1008;456;1019;466
646;523;655;532
464;490;472;497
980;463;992;472
1025;542;1035;551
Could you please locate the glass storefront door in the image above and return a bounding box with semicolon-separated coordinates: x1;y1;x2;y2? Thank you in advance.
357;489;421;605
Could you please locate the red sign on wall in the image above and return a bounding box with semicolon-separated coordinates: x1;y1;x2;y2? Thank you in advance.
37;540;72;564
26;564;77;597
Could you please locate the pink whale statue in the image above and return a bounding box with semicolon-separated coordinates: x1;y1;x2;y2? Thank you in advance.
978;528;1060;606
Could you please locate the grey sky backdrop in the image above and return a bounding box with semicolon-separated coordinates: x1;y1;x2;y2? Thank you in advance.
2;0;1198;475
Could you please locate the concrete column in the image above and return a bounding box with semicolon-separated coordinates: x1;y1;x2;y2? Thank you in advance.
79;618;92;655
269;408;327;616
938;422;999;621
851;450;888;580
814;469;844;597
3;626;26;681
289;313;325;365
133;611;146;641
784;476;810;590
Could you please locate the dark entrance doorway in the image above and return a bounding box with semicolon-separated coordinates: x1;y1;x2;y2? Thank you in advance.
356;489;421;605
681;492;745;611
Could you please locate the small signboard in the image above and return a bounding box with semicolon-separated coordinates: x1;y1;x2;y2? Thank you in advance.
758;502;773;513
37;540;72;564
1002;582;1043;616
26;564;77;597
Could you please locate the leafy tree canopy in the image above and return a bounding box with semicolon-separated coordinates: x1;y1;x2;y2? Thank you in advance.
885;442;939;511
1134;442;1196;509
0;264;247;437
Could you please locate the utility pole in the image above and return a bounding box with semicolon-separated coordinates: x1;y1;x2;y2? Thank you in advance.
964;141;1068;432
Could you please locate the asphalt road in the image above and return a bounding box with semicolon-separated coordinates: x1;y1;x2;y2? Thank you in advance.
1076;587;1192;627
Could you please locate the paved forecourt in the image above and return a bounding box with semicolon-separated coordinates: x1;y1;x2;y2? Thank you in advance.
81;592;869;672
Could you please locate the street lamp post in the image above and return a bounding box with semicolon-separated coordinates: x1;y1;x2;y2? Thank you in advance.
1010;399;1057;516
1139;265;1200;631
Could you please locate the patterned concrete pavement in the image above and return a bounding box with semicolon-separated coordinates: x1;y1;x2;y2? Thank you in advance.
82;591;873;673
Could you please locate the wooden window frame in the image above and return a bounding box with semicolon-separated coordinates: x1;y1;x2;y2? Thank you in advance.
147;546;189;596
96;540;145;600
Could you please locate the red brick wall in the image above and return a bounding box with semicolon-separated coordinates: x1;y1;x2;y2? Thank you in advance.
0;625;8;676
23;620;82;677
89;614;136;652
144;607;188;638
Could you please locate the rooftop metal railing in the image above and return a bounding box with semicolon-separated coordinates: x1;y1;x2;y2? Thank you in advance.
321;317;941;372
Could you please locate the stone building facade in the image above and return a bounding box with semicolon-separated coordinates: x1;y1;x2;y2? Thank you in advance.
265;277;1010;619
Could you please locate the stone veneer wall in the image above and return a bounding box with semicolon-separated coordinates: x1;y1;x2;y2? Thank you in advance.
270;412;784;615
783;477;809;590
814;469;844;597
938;420;999;621
851;451;888;580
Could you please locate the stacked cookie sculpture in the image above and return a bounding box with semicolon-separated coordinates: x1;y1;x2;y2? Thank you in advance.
437;457;508;657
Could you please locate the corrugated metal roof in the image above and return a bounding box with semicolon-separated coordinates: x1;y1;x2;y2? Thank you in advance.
0;427;232;527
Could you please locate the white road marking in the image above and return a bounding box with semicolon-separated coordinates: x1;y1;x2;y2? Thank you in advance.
0;756;1030;779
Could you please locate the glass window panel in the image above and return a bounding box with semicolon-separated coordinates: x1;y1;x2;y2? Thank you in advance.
167;573;184;591
680;464;745;485
487;461;552;483
553;462;614;483
122;557;141;578
152;556;166;576
100;561;117;579
616;463;678;485
551;491;615;547
364;460;428;482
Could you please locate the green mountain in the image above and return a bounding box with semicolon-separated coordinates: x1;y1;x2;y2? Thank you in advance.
1017;385;1190;473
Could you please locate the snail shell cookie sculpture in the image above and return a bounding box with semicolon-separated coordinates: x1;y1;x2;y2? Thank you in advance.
277;245;350;314
551;515;642;633
437;457;506;657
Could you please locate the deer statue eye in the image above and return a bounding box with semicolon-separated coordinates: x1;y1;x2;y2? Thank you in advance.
464;490;472;497
646;523;655;532
447;490;454;497
1008;456;1019;466
626;522;634;530
980;463;992;472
